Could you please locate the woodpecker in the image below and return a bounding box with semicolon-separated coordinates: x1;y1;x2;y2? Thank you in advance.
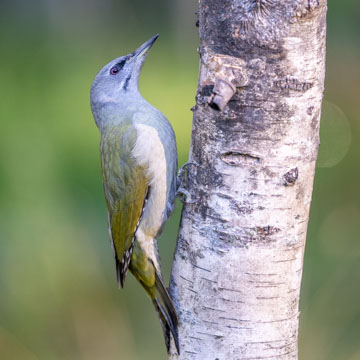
90;34;179;354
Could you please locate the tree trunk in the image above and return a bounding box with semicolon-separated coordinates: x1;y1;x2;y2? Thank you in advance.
169;0;327;359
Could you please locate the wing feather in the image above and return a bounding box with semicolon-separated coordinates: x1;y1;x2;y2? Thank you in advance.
100;124;149;287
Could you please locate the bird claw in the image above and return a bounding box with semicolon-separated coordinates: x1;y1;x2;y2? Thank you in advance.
176;187;198;204
177;161;198;179
176;161;199;204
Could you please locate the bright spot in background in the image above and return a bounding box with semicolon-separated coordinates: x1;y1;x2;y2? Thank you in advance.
317;101;351;168
318;205;360;260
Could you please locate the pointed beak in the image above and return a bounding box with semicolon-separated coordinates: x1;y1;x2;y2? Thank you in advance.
133;34;159;60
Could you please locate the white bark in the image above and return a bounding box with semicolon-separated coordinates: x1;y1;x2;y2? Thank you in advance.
169;0;327;359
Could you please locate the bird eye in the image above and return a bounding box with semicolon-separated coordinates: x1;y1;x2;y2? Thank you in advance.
110;66;119;75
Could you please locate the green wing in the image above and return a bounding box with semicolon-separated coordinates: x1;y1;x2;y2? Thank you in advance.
100;124;148;287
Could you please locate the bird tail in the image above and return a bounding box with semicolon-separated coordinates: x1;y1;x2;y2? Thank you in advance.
129;240;180;354
151;271;180;354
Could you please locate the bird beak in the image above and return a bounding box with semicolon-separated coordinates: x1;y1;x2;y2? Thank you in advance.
133;34;159;60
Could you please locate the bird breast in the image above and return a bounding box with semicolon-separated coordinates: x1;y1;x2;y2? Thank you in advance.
131;123;168;240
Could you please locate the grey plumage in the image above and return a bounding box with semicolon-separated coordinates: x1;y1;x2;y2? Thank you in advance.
90;34;179;354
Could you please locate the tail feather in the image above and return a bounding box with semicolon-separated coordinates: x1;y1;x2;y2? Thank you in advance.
152;298;171;352
129;244;180;354
152;271;180;354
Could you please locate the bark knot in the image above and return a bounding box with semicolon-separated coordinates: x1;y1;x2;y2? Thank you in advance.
283;168;299;186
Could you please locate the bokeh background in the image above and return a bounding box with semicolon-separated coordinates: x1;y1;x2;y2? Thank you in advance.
0;0;359;359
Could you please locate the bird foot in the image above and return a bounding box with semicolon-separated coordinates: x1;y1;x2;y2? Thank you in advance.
176;187;198;204
176;161;199;204
177;161;198;179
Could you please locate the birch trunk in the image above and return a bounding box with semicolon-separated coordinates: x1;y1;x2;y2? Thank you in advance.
169;0;327;359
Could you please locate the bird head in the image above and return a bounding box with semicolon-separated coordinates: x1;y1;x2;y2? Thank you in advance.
90;34;158;122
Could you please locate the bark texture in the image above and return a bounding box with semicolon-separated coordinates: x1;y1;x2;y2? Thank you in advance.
169;1;327;359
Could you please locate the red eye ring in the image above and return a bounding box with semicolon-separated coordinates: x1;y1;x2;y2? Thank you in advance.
110;66;119;75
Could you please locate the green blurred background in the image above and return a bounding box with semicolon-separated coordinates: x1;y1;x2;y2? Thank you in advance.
0;1;359;359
